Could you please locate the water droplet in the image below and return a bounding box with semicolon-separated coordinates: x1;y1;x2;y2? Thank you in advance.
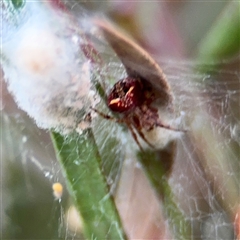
230;124;240;142
72;35;78;44
22;136;27;143
44;171;53;179
73;160;80;165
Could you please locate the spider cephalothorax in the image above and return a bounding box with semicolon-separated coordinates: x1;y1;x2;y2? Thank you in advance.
107;77;144;113
92;77;181;150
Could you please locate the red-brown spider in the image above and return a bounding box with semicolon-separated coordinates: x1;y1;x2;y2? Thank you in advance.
91;77;182;151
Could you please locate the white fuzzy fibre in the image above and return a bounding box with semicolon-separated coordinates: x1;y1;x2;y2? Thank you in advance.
2;2;98;133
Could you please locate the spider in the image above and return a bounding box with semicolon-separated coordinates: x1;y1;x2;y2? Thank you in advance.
91;77;183;151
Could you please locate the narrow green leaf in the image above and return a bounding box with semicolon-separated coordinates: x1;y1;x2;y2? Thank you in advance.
11;0;25;9
138;142;192;240
51;130;127;240
197;1;240;63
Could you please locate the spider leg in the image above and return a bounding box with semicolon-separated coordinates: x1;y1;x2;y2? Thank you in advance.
126;122;144;152
134;127;156;149
90;107;123;123
129;110;156;149
129;113;155;149
156;120;186;132
146;105;186;132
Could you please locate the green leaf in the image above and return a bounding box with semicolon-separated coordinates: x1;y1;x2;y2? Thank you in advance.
51;130;127;240
11;0;25;9
138;142;192;240
197;1;240;63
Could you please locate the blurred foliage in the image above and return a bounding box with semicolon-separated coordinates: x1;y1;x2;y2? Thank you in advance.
11;0;25;9
4;160;62;238
198;1;240;63
1;114;70;239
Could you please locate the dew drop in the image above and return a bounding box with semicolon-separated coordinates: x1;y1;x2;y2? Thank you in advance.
230;124;240;142
71;35;79;44
73;160;80;165
44;171;53;179
22;136;27;143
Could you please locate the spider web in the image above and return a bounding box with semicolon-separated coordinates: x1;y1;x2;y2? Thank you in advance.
163;58;239;240
1;1;239;240
1;56;239;239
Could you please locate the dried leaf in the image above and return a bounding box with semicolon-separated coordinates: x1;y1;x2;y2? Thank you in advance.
95;19;173;108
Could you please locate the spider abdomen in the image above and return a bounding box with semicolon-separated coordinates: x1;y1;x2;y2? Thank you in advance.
107;77;143;113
